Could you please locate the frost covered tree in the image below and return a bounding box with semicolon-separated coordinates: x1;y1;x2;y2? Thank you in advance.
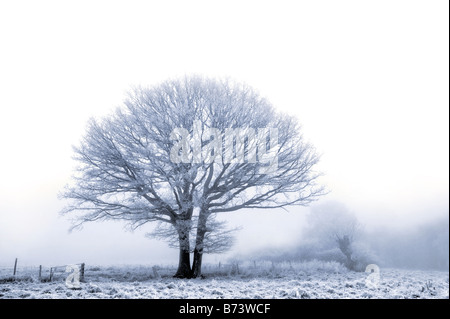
303;201;370;271
60;76;324;278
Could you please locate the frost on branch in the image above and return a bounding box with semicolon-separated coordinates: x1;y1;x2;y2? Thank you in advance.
60;76;324;277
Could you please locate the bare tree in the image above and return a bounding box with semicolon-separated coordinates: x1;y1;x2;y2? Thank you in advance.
148;215;239;255
304;201;363;270
60;76;324;278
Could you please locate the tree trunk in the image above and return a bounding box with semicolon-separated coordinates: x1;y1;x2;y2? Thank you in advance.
191;233;205;278
191;213;207;278
337;235;356;271
174;230;192;278
174;247;191;278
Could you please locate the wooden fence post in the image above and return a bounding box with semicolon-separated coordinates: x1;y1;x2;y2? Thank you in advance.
80;263;85;282
38;265;42;281
49;267;53;281
13;258;18;276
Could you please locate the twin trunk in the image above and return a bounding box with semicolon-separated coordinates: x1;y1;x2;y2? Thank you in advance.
173;214;207;278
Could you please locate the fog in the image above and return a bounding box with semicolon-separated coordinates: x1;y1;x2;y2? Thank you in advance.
0;1;448;271
234;202;449;271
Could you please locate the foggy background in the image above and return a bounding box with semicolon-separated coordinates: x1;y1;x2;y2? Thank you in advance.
0;1;448;270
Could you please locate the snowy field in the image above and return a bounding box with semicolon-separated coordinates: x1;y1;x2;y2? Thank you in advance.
0;261;448;299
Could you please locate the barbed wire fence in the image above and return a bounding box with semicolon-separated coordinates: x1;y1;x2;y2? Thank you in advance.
0;258;248;283
0;258;85;283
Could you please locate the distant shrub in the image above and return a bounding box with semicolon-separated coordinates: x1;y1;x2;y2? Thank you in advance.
351;243;379;272
201;259;348;279
315;248;346;263
0;275;34;284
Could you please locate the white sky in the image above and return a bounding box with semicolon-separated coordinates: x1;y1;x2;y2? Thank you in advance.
0;0;448;267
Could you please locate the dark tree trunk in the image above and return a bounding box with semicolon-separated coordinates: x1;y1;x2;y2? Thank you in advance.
174;247;191;278
191;213;207;278
191;233;205;278
174;231;192;278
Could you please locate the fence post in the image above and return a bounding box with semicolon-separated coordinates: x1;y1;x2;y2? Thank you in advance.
80;263;85;282
38;265;42;281
13;258;18;276
49;267;53;281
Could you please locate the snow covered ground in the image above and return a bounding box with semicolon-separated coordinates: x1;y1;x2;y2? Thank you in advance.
0;261;448;299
